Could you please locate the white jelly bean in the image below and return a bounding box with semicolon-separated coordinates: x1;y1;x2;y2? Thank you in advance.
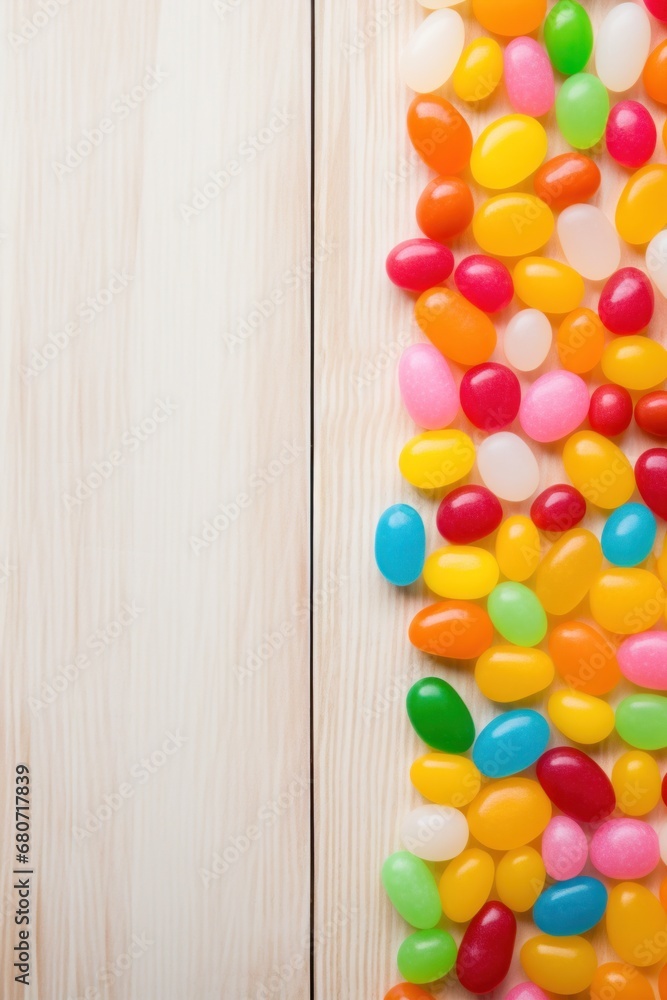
595;3;651;93
400;9;465;93
504;310;552;372
477;432;540;502
400;804;469;862
557;205;621;282
646;231;667;299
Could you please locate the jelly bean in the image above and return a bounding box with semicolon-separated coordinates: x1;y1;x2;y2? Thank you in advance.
658;534;667;585
436;486;502;544
472;0;546;35
616;165;667;245
473;195;554;257
400;805;469;862
596;4;651;93
375;505;426;587
616;694;667;750
542;816;588;880
513;257;585;314
519;371;589;443
471;115;547;191
557;204;621;282
530;485;586;533
387;240;454;294
504;39;555;118
556;308;605;375
664;773;667;806
495;516;541;582
662;878;667;910
456;902;516;994
647;231;667;297
606;882;667;967
534;877;608;936
409;602;494;660
467;777;552;850
382;852;442;929
602;337;667;391
410;752;481;807
504;310;552;372
544;0;593;76
635;391;667;437
400;9;465;92
406;677;475;752
606;101;657;169
556;74;610;149
477;433;540;502
505;984;549;1000
644;0;667;20
591;964;655;1000
487;582;547;646
547;690;615;745
535;528;602;616
496;847;545;912
599;267;655;335
398;344;459;431
399;430;475;490
537;746;616;822
424;546;499;600
438;848;494;922
384;985;435;1000
406;96;472;177
396;929;457;985
454;256;513;314
459;362;521;431
548;620;621;696
472;709;549;777
417;0;465;7
636;448;667;520
453;37;503;103
415;288;497;366
563;431;635;509
589;385;633;438
416;176;474;242
475;646;555;702
534;153;601;211
601;503;657;568
521;935;597;993
591;568;665;634
644;40;667;104
612;750;662;816
590;818;660;880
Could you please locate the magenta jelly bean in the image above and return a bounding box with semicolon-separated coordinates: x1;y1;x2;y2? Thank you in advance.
542;816;588;881
590;818;660;879
398;343;459;430
530;484;586;533
598;267;655;335
519;371;589;443
386;238;454;292
460;363;521;431
589;384;633;437
455;255;514;314
436;485;503;544
635;448;667;519
504;37;555;118
505;985;550;1000
644;0;667;21
605;101;657;168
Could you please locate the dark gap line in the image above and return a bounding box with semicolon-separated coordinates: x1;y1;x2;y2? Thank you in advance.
308;0;316;995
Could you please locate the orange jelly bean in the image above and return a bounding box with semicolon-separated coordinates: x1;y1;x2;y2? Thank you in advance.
661;876;667;910
659;964;667;1000
557;308;606;375
591;963;655;1000
472;0;546;37
415;288;497;366
548;620;621;695
416;176;474;242
644;40;667;105
534;153;601;211
409;601;494;659
384;986;436;1000
407;95;473;176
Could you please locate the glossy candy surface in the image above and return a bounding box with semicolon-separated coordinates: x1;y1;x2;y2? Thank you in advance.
598;267;654;335
612;750;662;816
616;694;667;750
544;0;593;75
644;0;667;21
453;37;503;102
590;818;660;879
590;568;664;634
382;852;442;928
504;40;555;118
534;154;600;211
602;337;667;391
406;677;475;752
487;582;547;646
407;95;472;176
398;344;459;430
384;986;436;1000
542;815;588;880
514;258;584;314
535;528;602;616
505;985;550;1000
504;310;552;372
595;3;651;92
635;391;667;437
589;385;633;438
548;620;621;695
423;546;499;599
477;433;540;502
606;882;667;966
606;101;657;169
534;877;608;936
495;847;545;912
415;288;497;366
399;430;475;490
473;195;554;257
618;632;667;691
472;709;549;778
563;431;635;509
387;240;454;293
530;484;586;533
436;486;502;544
537;746;616;822
495;516;541;582
636;448;667;519
590;964;656;1000
400;805;469;862
475;646;555;702
375;504;426;586
416;176;474;242
547;690;615;744
520;935;597;993
557;308;605;374
601;503;657;567
556;74;610;149
400;9;465;92
557;205;621;281
471;115;547;190
396;929;457;985
410;753;481;807
466;778;551;850
454;256;513;314
438;849;494;922
471;0;546;36
616;165;667;245
647;231;667;297
459;363;521;430
519;371;589;443
456;902;516;994
643;40;667;104
408;601;494;660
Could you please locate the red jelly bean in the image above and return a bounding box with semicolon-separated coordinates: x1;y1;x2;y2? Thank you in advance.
598;267;654;335
605;101;657;169
644;0;667;21
384;986;436;1000
460;363;521;432
454;255;514;314
589;384;633;437
456;902;516;995
635;391;667;437
437;485;503;543
416;176;474;242
385;239;455;293
530;484;587;533
537;747;616;823
533;153;601;211
635;448;667;520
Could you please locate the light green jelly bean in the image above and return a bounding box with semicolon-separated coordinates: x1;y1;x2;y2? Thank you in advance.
615;694;667;750
381;852;442;929
487;582;547;647
556;73;610;149
397;929;457;985
544;0;593;76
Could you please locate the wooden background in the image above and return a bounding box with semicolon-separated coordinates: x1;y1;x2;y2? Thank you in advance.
0;0;665;997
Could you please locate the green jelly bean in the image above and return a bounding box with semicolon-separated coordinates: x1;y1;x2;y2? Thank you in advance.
397;929;457;985
381;852;442;929
544;0;593;76
616;694;667;750
407;677;475;753
487;582;547;647
556;74;610;150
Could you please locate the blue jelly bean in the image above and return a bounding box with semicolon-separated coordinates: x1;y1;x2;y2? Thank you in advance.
472;709;550;778
600;502;657;567
375;504;425;586
533;877;608;936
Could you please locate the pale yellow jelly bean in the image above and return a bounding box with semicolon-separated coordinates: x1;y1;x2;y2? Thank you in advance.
399;430;475;489
535;528;602;616
547;690;615;745
453;37;503;103
438;848;495;922
606;882;667;966
495;516;541;582
467;777;552;850
424;546;499;599
616;165;667;245
410;752;481;807
612;750;662;817
513;258;585;314
562;431;635;510
589;568;665;635
473;194;554;257
471;115;548;190
496;846;546;912
475;646;555;702
602;337;667;392
521;935;598;993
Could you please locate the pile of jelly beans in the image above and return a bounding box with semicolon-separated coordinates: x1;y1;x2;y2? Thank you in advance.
377;0;667;996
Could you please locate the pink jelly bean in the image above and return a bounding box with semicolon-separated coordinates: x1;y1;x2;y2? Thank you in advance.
588;384;633;437
644;0;667;21
617;631;667;690
459;363;521;431
542;816;588;881
590;818;660;879
504;37;555;118
606;101;657;169
519;370;589;443
398;343;459;430
455;255;514;314
505;985;551;1000
386;238;454;292
598;267;655;335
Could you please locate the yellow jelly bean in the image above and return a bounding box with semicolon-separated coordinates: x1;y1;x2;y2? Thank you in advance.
535;528;602;616
513;257;585;314
496;846;546;912
563;431;635;510
616;165;667;245
521;935;597;993
606;882;667;967
438;848;495;922
473;194;554;257
475;646;555;702
467;777;551;850
495;515;541;582
589;568;665;635
471;115;548;190
602;337;667;391
612;750;662;817
399;430;475;490
657;533;667;586
547;690;615;745
424;546;499;600
453;37;503;103
410;753;481;807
